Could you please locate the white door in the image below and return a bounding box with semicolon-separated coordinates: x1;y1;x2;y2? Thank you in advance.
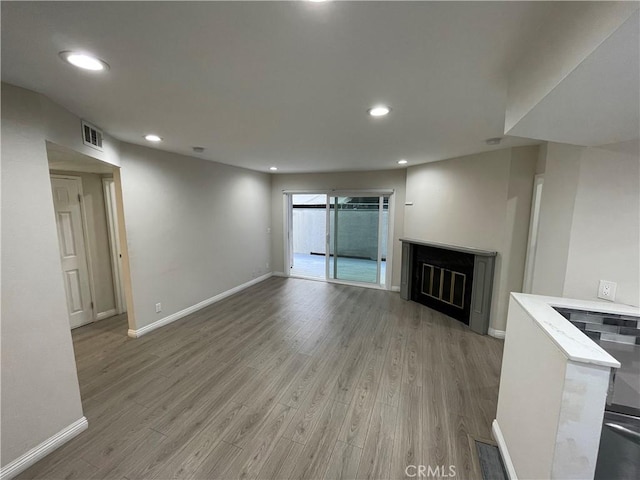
51;176;94;328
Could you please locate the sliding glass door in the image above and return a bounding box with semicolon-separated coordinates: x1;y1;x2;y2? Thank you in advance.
288;192;390;287
290;193;328;279
328;195;388;285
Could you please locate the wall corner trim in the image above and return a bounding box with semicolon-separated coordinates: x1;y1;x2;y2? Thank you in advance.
492;419;518;480
0;417;88;480
127;273;273;338
488;327;506;339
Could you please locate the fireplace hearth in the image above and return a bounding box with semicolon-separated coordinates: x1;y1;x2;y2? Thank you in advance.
400;238;496;335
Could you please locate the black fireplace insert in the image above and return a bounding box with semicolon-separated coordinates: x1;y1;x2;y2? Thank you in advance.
411;244;474;325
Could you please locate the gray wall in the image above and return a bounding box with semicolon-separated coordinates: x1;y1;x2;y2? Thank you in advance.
498;147;539;326
1;83;273;467
1;84;88;465
119;143;272;331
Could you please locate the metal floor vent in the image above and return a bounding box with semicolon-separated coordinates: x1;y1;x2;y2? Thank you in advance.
82;120;103;151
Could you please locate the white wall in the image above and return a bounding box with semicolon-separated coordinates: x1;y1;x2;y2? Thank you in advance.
532;142;640;307
271;170;406;287
496;298;567;479
496;296;612;480
1;84;85;466
563;144;640;306
119;143;272;330
530;142;582;296
292;208;327;255
404;146;538;331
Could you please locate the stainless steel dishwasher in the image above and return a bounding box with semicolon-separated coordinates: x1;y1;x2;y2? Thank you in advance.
595;411;640;479
595;336;640;479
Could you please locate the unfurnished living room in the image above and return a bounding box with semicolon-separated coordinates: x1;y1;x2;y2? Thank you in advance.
1;2;639;480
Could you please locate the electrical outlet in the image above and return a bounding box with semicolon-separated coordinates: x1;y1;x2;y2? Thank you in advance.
597;280;617;302
266;262;270;269
155;302;162;313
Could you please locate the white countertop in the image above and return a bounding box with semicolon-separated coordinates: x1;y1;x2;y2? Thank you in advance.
511;293;639;368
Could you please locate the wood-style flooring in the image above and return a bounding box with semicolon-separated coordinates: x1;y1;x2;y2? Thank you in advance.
18;277;503;480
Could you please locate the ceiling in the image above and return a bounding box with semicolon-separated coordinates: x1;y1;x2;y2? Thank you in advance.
506;10;639;147
1;1;558;173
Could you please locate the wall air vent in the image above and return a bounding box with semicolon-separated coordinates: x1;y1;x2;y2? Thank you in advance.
81;120;104;151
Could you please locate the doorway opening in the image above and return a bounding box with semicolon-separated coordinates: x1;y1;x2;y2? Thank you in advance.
286;191;392;288
47;142;133;332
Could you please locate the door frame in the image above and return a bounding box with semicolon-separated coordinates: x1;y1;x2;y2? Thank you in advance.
523;174;544;293
50;174;97;325
284;189;394;290
103;177;127;315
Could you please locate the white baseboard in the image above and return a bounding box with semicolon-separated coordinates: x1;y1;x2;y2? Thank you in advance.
127;273;273;338
492;419;517;480
488;327;506;339
0;417;88;480
391;286;401;292
272;271;287;277
96;309;117;321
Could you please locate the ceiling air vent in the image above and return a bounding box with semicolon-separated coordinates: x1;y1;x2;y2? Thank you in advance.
81;120;104;151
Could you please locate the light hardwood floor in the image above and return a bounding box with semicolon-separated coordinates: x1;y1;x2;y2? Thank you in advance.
18;277;503;480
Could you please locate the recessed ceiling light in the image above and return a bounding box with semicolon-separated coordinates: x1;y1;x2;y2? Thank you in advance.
144;134;162;142
368;105;391;117
398;159;408;165
486;137;502;145
59;51;109;71
269;167;278;171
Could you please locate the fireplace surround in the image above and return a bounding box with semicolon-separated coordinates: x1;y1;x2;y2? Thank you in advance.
400;238;496;335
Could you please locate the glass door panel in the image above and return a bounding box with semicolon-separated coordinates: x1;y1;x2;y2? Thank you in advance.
380;196;389;285
328;196;382;284
290;193;327;278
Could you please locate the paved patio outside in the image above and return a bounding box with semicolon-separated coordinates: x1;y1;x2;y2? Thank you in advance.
290;252;386;285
